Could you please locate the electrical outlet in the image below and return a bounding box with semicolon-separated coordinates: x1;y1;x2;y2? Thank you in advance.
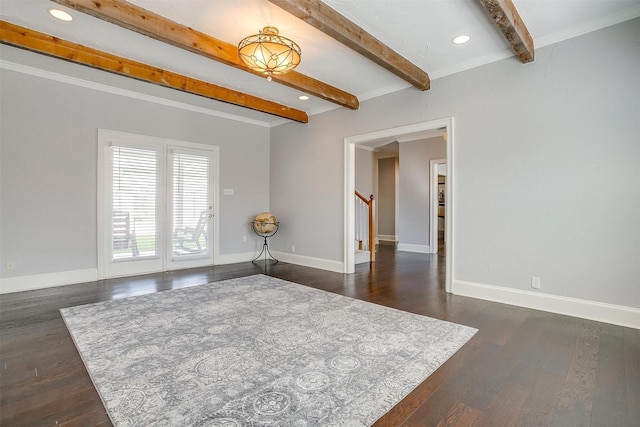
291;245;296;253
531;276;541;289
6;261;15;271
243;235;247;242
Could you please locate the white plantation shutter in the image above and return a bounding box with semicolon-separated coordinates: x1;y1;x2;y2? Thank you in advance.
111;145;157;260
171;151;211;259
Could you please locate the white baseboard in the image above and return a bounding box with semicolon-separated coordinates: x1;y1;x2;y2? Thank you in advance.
214;252;257;265
0;269;99;294
453;279;640;329
271;251;344;273
377;234;398;242
355;250;371;264
0;252;262;294
397;243;431;254
0;251;344;294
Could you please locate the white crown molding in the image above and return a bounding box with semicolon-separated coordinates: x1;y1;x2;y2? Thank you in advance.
310;9;640;116
358;81;412;103
429;47;520;81
0;60;271;128
535;5;640;49
453;279;640;329
299;81;412;121
429;7;640;82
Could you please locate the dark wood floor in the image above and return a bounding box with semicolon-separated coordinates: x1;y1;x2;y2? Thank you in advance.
1;246;638;426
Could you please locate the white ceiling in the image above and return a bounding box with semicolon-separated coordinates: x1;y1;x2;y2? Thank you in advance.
1;0;639;126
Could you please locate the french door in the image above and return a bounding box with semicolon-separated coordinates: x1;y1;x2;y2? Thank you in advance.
98;130;219;278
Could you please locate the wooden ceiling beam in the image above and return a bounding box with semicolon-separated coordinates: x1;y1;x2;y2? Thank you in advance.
267;0;430;91
0;21;308;123
477;0;535;63
51;0;359;110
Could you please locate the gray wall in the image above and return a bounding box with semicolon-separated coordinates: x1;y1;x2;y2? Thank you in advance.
377;157;397;239
1;20;638;310
398;137;445;247
0;46;270;280
270;19;640;309
355;148;376;199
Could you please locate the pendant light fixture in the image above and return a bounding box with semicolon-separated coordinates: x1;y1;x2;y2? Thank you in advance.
238;26;301;81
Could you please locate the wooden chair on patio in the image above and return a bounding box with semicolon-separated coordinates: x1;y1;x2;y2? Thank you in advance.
173;210;208;253
112;210;139;256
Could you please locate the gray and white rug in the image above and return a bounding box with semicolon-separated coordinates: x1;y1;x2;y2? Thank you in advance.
61;274;477;426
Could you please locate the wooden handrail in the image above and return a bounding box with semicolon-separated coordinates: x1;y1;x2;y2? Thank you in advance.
355;190;369;203
354;191;375;262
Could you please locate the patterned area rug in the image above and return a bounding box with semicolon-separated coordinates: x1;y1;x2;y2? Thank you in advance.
61;274;477;426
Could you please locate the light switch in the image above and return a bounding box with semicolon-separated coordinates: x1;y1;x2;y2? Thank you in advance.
223;188;234;196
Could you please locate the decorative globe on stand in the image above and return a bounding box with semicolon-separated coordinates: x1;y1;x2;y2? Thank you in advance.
251;212;280;265
253;212;277;234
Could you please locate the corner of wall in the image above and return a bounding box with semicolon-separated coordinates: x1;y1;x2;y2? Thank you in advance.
453;279;640;329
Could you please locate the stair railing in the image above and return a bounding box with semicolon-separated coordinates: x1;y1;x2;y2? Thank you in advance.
355;191;376;262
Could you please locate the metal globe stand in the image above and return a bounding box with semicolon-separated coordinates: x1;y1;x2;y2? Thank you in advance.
251;221;280;265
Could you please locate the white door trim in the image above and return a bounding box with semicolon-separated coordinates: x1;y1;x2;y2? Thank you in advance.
343;118;455;293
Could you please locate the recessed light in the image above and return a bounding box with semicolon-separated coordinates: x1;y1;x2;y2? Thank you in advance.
49;9;73;22
298;95;309;101
452;35;470;45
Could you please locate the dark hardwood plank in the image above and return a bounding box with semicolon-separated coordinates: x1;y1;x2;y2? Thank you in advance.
436;402;483;427
1;245;638;426
475;380;529;426
400;342;502;425
551;320;600;426
624;327;640;424
380;338;483;426
590;323;629;426
540;314;583;378
515;371;564;426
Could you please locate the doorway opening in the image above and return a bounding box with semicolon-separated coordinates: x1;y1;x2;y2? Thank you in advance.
430;159;447;254
344;118;454;293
